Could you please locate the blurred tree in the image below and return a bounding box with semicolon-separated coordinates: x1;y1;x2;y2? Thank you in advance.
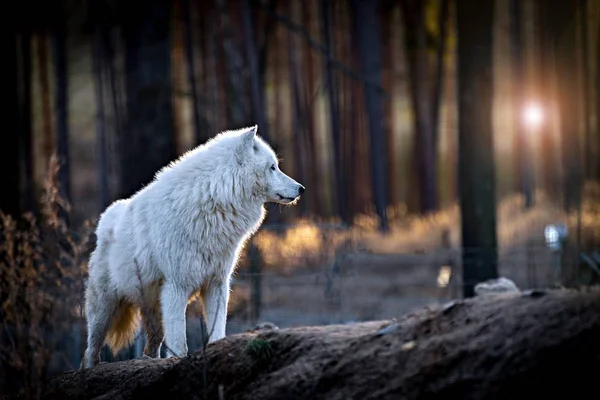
93;13;111;209
37;33;54;167
53;0;71;218
456;0;498;297
352;0;388;231
320;0;349;224
545;0;581;213
183;0;207;145
242;0;270;142
400;0;450;215
510;0;534;209
216;0;248;127
287;1;309;216
119;0;177;199
19;31;35;215
536;0;560;199
301;1;323;216
579;0;592;181
2;34;24;217
596;8;600;182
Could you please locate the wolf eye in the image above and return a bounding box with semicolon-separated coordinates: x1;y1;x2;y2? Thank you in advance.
270;164;276;171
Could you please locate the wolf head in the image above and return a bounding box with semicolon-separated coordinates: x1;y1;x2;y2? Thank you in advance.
231;125;305;205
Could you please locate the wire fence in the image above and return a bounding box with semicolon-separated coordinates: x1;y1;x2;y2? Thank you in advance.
26;232;598;381
1;208;598;394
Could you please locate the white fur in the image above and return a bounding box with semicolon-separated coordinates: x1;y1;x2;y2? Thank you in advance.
81;125;304;369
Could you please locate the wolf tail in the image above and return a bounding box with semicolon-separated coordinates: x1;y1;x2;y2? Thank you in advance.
105;300;140;356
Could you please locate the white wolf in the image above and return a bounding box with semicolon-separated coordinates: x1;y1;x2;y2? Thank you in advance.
81;125;304;369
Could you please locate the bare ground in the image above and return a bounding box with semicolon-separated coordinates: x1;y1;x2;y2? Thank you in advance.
39;286;600;400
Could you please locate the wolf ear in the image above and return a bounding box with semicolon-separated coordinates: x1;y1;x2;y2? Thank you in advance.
240;125;258;147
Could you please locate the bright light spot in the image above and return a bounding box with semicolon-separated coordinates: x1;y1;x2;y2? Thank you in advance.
544;223;568;250
523;102;544;129
437;265;452;288
544;225;559;245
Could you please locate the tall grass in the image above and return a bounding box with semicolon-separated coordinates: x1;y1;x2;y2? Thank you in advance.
0;155;93;398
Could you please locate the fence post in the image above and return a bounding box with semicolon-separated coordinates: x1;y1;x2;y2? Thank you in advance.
248;240;262;324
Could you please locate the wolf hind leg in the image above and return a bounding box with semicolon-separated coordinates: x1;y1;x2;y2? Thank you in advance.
81;280;116;369
141;297;164;358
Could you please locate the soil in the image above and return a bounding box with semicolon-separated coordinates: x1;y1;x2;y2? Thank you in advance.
39;287;600;400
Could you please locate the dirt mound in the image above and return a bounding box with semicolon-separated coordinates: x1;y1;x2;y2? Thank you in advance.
40;287;600;400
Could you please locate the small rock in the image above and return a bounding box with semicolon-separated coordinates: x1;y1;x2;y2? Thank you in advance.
401;341;417;351
249;322;279;332
475;277;520;296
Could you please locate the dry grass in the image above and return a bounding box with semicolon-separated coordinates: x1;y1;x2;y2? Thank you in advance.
0;155;94;399
253;184;600;273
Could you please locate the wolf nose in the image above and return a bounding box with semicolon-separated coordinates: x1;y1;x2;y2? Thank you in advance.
298;185;305;195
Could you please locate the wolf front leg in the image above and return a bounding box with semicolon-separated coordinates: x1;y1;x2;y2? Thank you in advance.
160;282;191;358
202;279;230;343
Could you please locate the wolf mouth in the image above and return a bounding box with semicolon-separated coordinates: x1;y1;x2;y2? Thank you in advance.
277;194;297;201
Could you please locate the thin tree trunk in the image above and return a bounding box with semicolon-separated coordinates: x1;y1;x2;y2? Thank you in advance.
53;4;71;214
120;0;176;199
537;0;560;199
381;13;397;209
352;0;389;232
547;0;581;213
456;0;499;297
431;0;450;150
579;0;591;180
216;0;247;127
596;5;600;182
301;1;322;217
400;0;437;214
203;4;222;130
37;33;54;164
104;29;125;194
241;0;270;141
320;0;349;224
510;0;534;208
93;23;110;209
18;32;35;214
258;0;277;94
183;0;208;145
287;1;308;216
2;32;23;217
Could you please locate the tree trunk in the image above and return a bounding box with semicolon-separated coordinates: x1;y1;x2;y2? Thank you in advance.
53;3;71;216
400;0;437;214
596;6;600;182
352;0;389;232
320;0;349;224
216;0;248;127
510;0;534;208
1;32;23;217
120;0;176;199
456;0;499;298
546;1;580;213
431;0;450;149
287;1;308;216
241;0;270;142
302;1;322;217
37;33;54;165
18;31;35;214
578;0;591;180
183;0;201;145
536;0;560;199
93;21;111;210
